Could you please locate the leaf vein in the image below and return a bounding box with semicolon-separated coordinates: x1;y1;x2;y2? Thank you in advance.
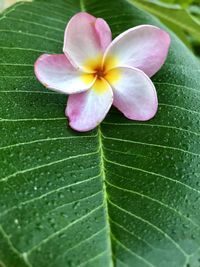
0;150;99;183
109;200;188;257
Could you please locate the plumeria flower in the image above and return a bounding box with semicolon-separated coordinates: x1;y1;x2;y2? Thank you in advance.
35;12;170;132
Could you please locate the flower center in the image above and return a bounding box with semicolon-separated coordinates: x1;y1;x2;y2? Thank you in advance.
81;54;120;91
95;66;105;79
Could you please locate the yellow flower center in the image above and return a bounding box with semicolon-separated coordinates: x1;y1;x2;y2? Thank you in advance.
81;54;121;93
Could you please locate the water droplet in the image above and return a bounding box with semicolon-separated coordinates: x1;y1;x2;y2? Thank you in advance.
73;202;80;210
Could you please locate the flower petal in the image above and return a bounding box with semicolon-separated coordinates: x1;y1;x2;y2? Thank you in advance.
63;12;112;71
95;18;112;51
103;25;170;77
34;54;95;94
105;66;158;121
66;78;113;131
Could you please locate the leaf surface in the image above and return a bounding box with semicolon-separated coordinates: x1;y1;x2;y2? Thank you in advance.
0;0;200;266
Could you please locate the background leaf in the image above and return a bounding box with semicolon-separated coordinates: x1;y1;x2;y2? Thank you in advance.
131;0;200;50
0;0;200;266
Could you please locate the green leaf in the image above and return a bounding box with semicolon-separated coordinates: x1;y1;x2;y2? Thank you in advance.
0;0;200;266
189;4;200;23
159;0;194;9
131;0;200;48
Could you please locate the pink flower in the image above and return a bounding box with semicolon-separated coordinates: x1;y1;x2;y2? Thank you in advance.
34;12;170;132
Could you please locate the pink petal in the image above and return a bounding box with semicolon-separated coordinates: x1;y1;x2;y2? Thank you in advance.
95;18;112;51
66;78;113;132
105;66;158;121
103;25;170;77
34;54;95;94
63;12;112;71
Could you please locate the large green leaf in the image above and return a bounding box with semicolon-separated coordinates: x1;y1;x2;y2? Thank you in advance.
0;0;200;266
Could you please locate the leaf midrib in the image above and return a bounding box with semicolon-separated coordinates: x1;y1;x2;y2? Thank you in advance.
79;0;114;265
98;126;114;267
